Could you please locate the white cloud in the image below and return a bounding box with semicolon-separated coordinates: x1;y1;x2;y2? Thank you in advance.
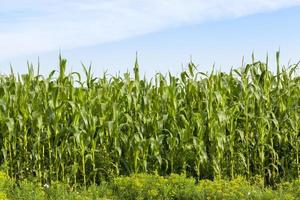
1;0;300;59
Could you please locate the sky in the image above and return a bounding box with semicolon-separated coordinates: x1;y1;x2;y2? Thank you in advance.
0;0;300;77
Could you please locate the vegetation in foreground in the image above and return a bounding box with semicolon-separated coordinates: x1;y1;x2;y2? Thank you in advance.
0;53;300;190
1;171;300;200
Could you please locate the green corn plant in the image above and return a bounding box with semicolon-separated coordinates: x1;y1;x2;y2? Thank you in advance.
0;53;300;187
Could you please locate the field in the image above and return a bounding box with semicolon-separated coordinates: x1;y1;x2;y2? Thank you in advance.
1;53;300;199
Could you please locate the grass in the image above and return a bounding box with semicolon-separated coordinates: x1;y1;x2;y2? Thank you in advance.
1;171;300;200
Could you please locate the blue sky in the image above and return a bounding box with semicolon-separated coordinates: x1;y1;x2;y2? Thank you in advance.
1;1;300;77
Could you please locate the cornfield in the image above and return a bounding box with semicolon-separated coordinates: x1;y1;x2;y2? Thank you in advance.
0;53;300;186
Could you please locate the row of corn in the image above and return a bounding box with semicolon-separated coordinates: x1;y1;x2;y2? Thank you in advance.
0;53;299;186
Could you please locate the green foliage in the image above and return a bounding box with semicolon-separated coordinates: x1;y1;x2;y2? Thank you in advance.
0;53;300;187
0;192;8;200
8;180;45;200
0;172;13;199
2;172;300;199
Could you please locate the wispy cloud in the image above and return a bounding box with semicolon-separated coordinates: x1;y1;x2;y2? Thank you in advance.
1;0;300;59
